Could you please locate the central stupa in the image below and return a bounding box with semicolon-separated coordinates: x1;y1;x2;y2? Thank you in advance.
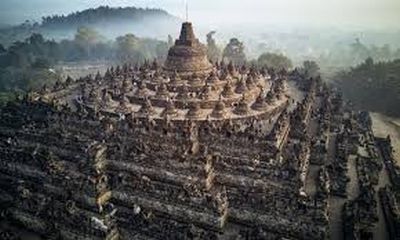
164;22;213;76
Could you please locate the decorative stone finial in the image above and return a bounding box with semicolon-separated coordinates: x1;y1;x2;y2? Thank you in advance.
235;79;247;94
252;91;268;111
122;78;132;93
233;96;250;116
211;97;227;118
136;81;148;97
156;83;170;99
207;71;219;83
137;98;156;117
222;81;235;98
170;71;182;84
246;75;255;89
117;95;131;114
101;89;113;104
162;99;178;117
266;91;275;105
186;101;203;119
190;73;203;86
200;84;213;100
177;84;190;100
87;88;99;104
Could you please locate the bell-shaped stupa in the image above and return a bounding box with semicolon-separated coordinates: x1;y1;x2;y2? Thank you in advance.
164;22;212;77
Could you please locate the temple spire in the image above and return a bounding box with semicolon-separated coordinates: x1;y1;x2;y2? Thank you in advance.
185;0;189;21
164;22;212;76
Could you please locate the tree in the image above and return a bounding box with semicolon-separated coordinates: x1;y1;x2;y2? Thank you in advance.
257;52;292;70
364;57;374;67
206;31;221;63
334;58;400;117
116;34;144;62
75;27;101;44
0;92;16;107
74;27;102;58
31;57;51;69
302;60;320;78
0;44;5;53
155;42;169;61
349;38;370;65
26;33;48;58
394;49;400;59
28;33;45;46
0;26;171;93
223;38;246;66
7;41;31;68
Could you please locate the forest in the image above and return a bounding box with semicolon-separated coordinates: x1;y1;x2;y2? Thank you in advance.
334;58;400;117
0;28;169;96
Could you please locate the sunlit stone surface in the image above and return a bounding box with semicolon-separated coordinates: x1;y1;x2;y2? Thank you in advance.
0;22;398;240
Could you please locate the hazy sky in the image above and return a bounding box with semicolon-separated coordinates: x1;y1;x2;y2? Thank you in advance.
0;0;399;30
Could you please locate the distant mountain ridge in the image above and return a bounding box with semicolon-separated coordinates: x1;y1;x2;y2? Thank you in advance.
40;6;175;29
0;6;181;46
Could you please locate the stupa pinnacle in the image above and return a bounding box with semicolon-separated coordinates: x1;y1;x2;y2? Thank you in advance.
164;22;212;76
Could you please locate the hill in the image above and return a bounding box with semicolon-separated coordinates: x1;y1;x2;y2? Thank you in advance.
0;6;180;46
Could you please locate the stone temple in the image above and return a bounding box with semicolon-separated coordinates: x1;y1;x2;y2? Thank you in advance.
0;22;399;240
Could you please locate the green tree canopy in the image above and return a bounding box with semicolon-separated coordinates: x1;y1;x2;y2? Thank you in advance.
31;57;51;69
223;38;246;66
116;34;144;62
74;27;102;58
28;33;45;46
302;60;320;78
207;31;222;63
0;30;168;92
75;27;102;45
116;34;139;51
0;44;6;53
257;52;292;70
335;58;400;117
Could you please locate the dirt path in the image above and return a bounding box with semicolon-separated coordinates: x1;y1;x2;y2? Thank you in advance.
326;134;345;240
371;112;400;166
